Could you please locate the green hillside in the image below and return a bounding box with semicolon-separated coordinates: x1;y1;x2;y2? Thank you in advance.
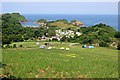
2;42;118;78
47;19;78;30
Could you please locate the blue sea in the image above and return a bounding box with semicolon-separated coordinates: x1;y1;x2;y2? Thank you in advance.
21;14;118;31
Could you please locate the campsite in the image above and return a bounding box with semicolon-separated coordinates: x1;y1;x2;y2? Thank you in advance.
2;41;118;78
1;2;120;79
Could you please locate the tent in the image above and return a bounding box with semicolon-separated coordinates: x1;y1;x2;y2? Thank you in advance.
82;45;94;48
89;46;94;48
40;45;46;49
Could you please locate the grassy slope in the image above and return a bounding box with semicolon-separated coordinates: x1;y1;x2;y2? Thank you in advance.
48;22;78;30
2;42;118;78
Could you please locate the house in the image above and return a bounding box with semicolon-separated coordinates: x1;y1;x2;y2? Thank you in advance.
76;32;82;36
55;29;76;38
50;36;61;41
42;35;46;39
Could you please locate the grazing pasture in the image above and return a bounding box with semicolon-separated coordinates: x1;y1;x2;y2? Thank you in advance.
2;42;118;78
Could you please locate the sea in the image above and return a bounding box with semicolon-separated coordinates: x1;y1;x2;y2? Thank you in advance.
21;14;118;31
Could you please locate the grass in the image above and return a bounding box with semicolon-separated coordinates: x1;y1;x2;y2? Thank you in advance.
48;21;78;30
2;41;118;78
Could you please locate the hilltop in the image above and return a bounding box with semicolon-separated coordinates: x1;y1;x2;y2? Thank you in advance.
1;13;26;22
36;19;84;30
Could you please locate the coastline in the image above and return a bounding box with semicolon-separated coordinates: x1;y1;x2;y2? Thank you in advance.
20;14;118;30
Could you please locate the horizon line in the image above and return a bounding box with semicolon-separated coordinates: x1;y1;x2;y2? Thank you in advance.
1;12;118;15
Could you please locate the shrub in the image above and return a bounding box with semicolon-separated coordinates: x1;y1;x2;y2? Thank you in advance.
10;46;12;48
13;44;17;48
1;45;3;48
49;39;51;42
117;42;120;50
44;43;48;46
52;38;58;41
5;44;10;48
19;44;23;47
99;42;109;47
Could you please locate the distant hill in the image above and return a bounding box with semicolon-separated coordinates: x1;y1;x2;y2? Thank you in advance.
2;13;26;21
2;13;27;44
46;19;80;30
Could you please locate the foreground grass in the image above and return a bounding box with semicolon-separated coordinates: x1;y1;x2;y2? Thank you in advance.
2;42;118;78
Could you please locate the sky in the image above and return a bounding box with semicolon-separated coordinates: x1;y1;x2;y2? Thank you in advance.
1;0;120;2
2;2;118;15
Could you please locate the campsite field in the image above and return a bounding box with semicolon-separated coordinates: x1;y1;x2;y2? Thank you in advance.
2;41;118;78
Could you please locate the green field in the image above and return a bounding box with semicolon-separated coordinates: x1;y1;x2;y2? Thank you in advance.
2;42;118;78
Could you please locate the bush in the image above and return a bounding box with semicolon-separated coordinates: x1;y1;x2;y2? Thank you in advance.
114;32;120;38
117;42;120;50
44;43;48;46
99;42;109;47
5;44;10;48
13;44;17;48
1;45;3;48
49;39;51;42
19;44;23;47
52;38;58;41
10;46;12;48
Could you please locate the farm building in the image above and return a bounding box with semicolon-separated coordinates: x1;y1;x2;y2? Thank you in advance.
50;36;61;41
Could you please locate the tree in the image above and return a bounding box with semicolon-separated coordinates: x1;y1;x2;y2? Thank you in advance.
47;27;56;37
34;30;40;38
2;13;26;44
67;27;71;30
77;29;80;32
2;35;11;44
114;32;120;38
12;35;23;42
60;36;66;43
13;44;17;48
5;44;10;48
99;42;109;47
117;42;120;50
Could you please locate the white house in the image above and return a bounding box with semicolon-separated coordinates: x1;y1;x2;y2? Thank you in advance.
76;32;82;36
